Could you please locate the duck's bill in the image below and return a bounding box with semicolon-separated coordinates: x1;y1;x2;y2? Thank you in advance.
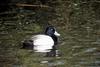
54;31;60;36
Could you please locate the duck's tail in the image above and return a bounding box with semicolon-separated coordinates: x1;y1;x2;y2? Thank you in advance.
21;40;34;50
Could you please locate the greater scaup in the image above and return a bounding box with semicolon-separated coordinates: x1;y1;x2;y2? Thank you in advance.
22;26;60;57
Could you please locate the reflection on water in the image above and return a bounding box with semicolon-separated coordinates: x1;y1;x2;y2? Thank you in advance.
0;19;100;67
40;60;65;67
0;6;100;67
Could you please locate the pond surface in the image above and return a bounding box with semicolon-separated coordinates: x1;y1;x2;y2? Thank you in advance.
0;6;100;67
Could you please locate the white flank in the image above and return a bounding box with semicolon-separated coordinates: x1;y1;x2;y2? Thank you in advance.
31;35;54;52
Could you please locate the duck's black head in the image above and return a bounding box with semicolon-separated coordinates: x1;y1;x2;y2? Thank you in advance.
45;26;60;45
45;26;60;37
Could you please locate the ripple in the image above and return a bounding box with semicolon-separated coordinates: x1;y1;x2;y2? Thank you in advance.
84;48;97;53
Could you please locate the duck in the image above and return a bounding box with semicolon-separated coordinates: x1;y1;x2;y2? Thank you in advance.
22;26;60;56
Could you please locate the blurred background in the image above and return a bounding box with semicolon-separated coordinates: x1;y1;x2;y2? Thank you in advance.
0;0;100;67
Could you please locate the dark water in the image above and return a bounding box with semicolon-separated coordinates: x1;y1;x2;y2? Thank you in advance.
0;2;100;67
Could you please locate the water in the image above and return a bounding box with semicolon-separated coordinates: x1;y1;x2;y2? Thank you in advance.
0;4;100;67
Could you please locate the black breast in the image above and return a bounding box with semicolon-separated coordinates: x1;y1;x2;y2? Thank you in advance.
51;35;58;45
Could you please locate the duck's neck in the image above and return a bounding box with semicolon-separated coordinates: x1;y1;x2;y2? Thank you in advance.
51;35;58;45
